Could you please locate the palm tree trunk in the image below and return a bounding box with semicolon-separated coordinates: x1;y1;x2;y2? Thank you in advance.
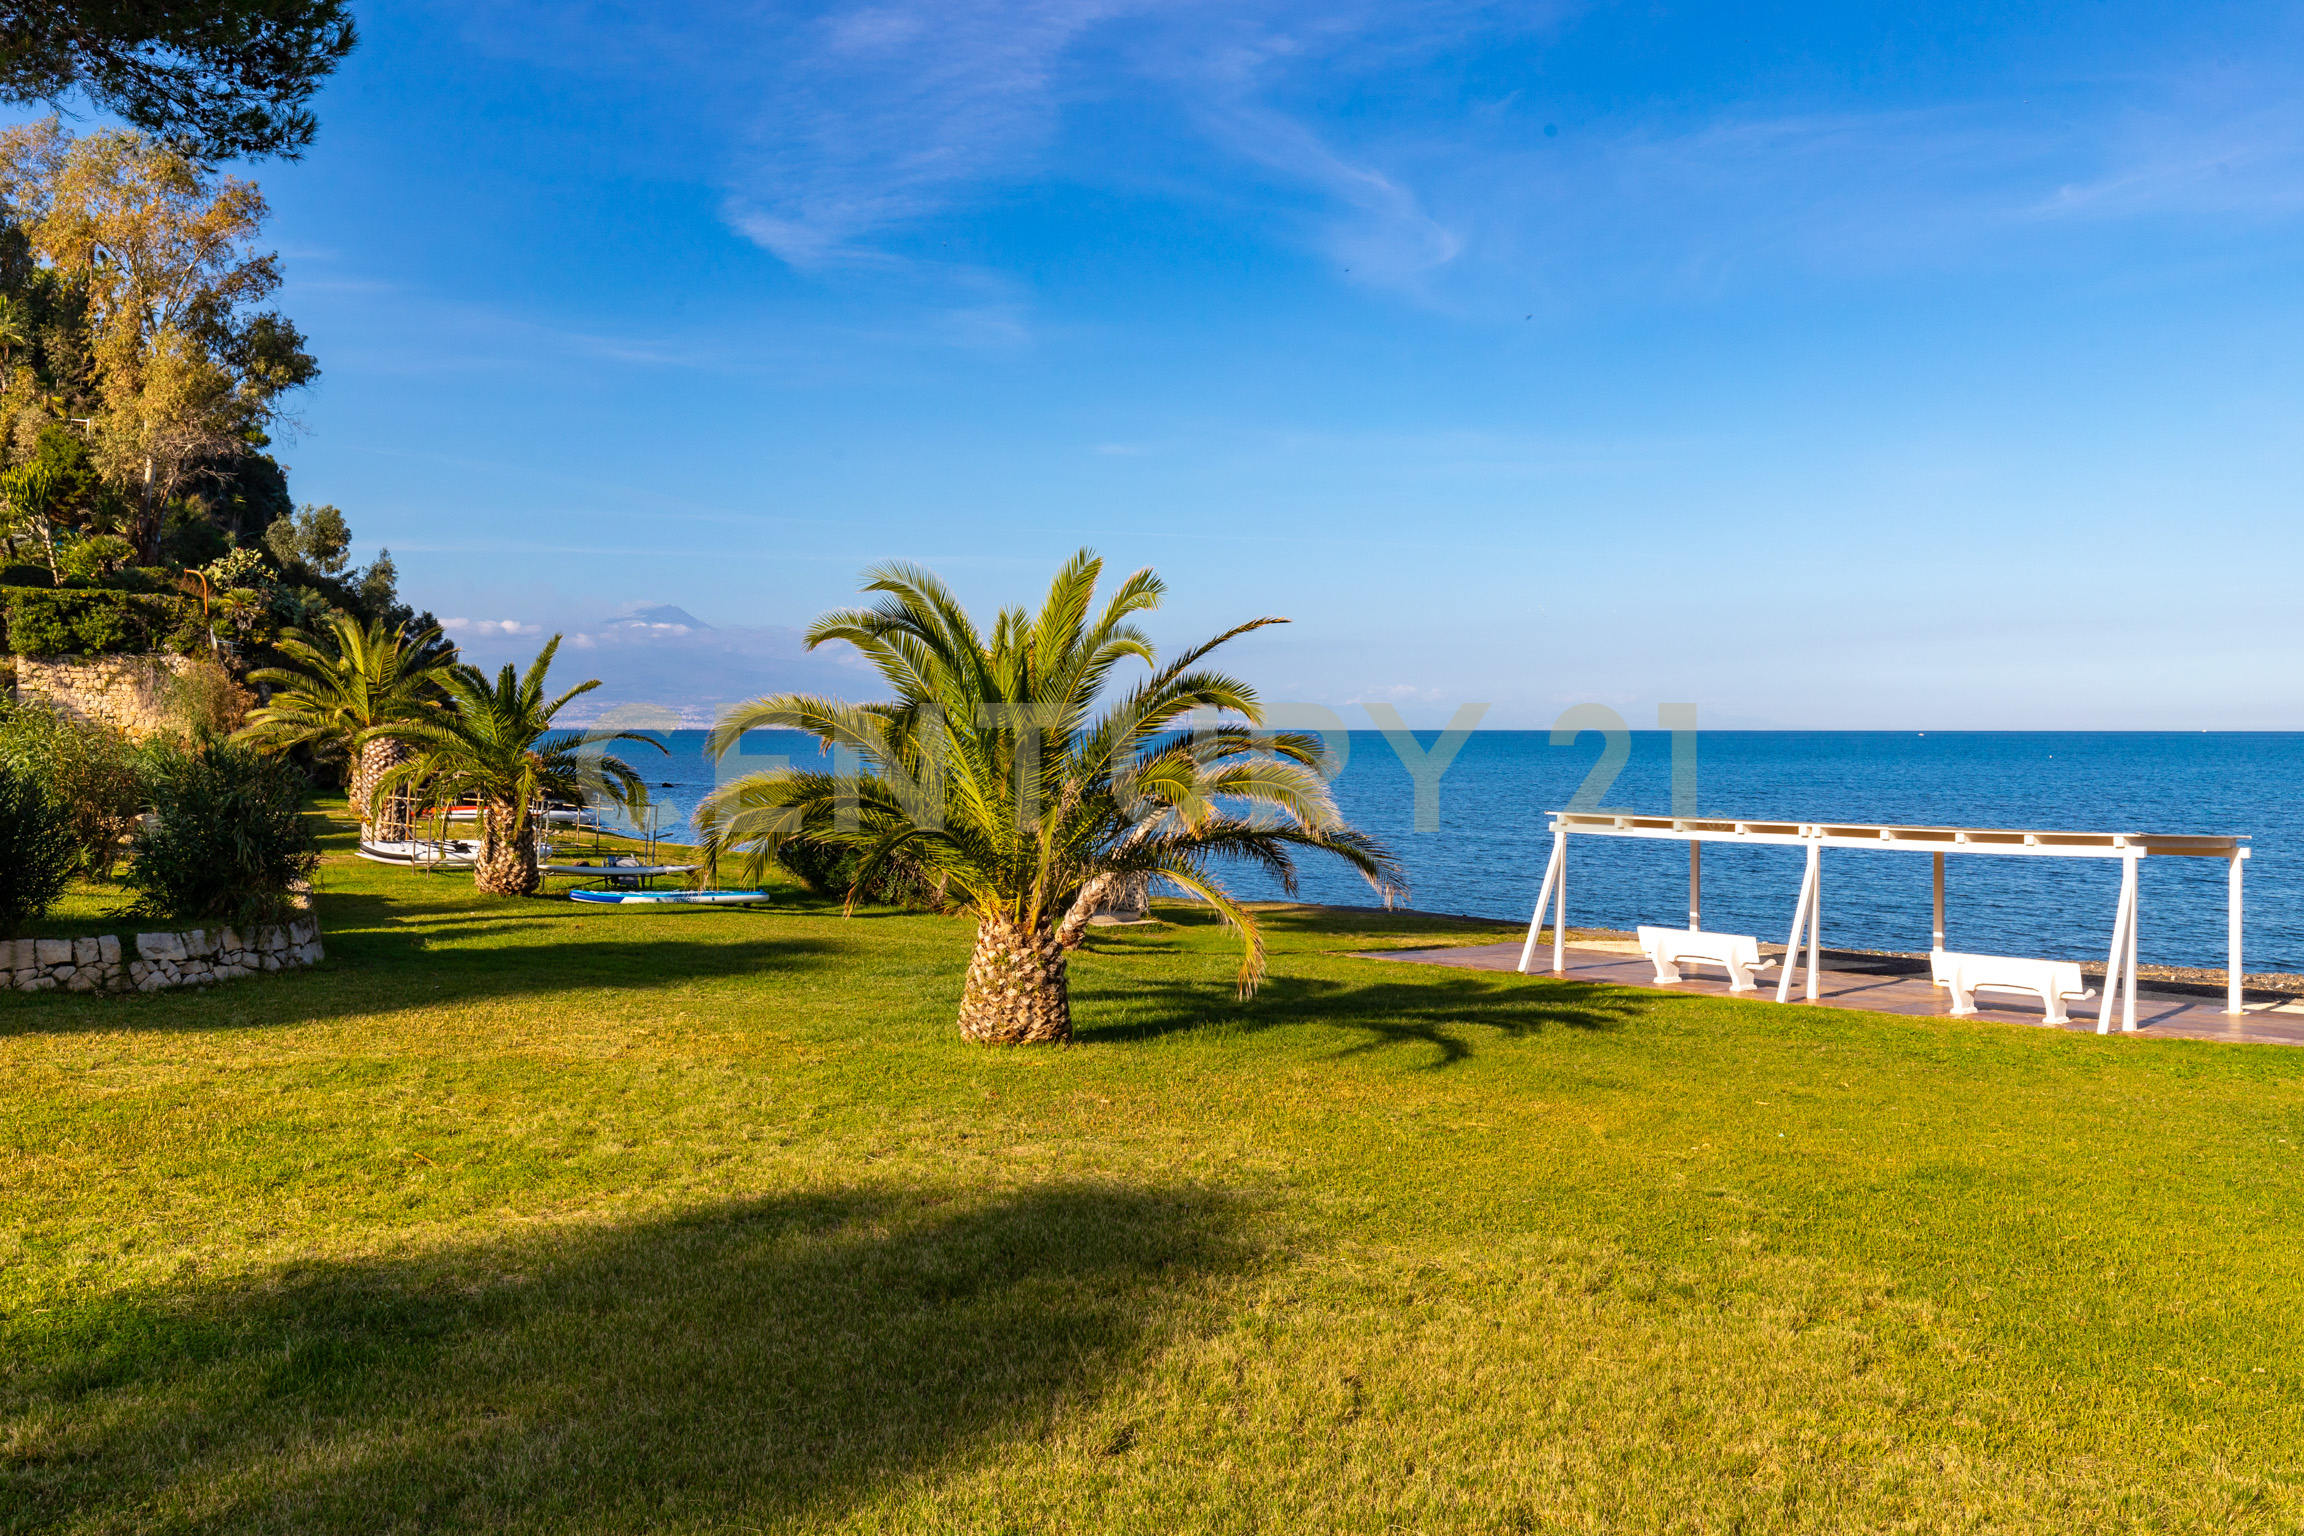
958;912;1071;1044
1055;875;1113;951
349;736;414;841
474;800;539;895
1057;872;1151;949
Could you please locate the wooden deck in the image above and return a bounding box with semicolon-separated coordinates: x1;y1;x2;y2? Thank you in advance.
1354;941;2304;1047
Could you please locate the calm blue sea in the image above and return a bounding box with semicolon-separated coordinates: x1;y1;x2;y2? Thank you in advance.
603;730;2304;973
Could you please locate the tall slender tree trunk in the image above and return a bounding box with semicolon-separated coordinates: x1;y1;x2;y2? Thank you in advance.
138;456;156;564
958;912;1071;1044
474;800;539;895
349;736;413;841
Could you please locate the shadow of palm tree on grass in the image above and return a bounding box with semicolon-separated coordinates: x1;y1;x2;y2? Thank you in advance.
1072;955;1641;1065
3;1183;1249;1532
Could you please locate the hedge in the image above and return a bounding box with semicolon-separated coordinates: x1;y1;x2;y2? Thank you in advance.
0;566;180;593
1;587;203;656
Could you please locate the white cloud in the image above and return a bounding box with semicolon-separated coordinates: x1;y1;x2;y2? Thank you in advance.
714;0;1142;265
1182;94;1463;287
463;2;2304;307
443;617;543;637
1346;683;1448;704
579;622;691;640
472;0;1487;284
2031;96;2304;223
434;594;875;722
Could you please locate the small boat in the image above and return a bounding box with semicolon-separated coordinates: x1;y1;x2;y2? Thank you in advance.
568;888;769;907
541;863;699;879
358;838;480;869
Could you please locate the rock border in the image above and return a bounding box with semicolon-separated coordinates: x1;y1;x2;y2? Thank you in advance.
4;916;322;994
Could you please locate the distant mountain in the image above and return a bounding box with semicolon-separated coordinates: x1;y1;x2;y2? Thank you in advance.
602;605;709;630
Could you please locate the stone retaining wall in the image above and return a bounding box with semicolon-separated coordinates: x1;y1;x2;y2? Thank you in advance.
10;653;198;742
4;916;322;994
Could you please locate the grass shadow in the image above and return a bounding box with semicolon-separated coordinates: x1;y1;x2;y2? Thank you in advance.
1159;901;1526;945
0;888;846;1037
2;1182;1250;1532
1073;960;1642;1065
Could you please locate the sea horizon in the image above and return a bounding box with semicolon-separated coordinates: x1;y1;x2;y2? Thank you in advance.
591;729;2301;974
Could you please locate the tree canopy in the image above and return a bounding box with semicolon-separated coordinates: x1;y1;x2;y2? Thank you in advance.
0;1;357;161
0;119;316;558
0;121;430;662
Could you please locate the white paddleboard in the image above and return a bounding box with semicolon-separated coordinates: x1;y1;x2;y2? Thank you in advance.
358;839;480;869
568;888;769;907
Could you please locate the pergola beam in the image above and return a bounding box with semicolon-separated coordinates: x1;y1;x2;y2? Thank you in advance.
1558;812;2241;860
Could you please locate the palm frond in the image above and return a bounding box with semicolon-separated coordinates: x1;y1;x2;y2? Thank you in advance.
703;551;1399;997
234;613;456;771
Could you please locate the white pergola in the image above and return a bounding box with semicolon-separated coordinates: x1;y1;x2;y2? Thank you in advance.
1516;811;2252;1031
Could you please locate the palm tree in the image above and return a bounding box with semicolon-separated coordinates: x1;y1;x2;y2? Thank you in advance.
0;294;27;376
374;636;660;895
698;551;1404;1045
238;614;457;840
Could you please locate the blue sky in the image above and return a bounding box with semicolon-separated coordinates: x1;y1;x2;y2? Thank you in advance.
118;1;2304;725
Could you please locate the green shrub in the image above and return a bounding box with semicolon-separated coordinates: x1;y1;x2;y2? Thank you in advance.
118;741;318;926
0;702;147;878
771;836;940;909
2;587;199;656
53;535;135;585
107;566;180;595
0;565;169;592
0;764;73;934
162;658;253;739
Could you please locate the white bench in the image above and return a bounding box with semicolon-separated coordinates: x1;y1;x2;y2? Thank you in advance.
1637;926;1774;991
1931;949;2095;1025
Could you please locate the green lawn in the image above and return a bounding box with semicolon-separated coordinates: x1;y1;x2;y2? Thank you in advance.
12;876;137;941
5;802;2303;1532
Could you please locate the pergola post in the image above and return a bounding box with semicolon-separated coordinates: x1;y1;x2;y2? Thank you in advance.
1552;830;1568;975
2098;854;2136;1035
2123;854;2140;1032
1776;838;1820;1004
1806;841;1822;1001
1931;852;1945;952
2228;848;2248;1016
1516;830;1566;975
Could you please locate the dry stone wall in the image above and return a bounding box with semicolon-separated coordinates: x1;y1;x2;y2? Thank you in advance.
10;653;197;741
4;916;322;994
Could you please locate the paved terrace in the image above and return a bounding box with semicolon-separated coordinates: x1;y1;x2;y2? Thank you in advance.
1355;939;2304;1047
